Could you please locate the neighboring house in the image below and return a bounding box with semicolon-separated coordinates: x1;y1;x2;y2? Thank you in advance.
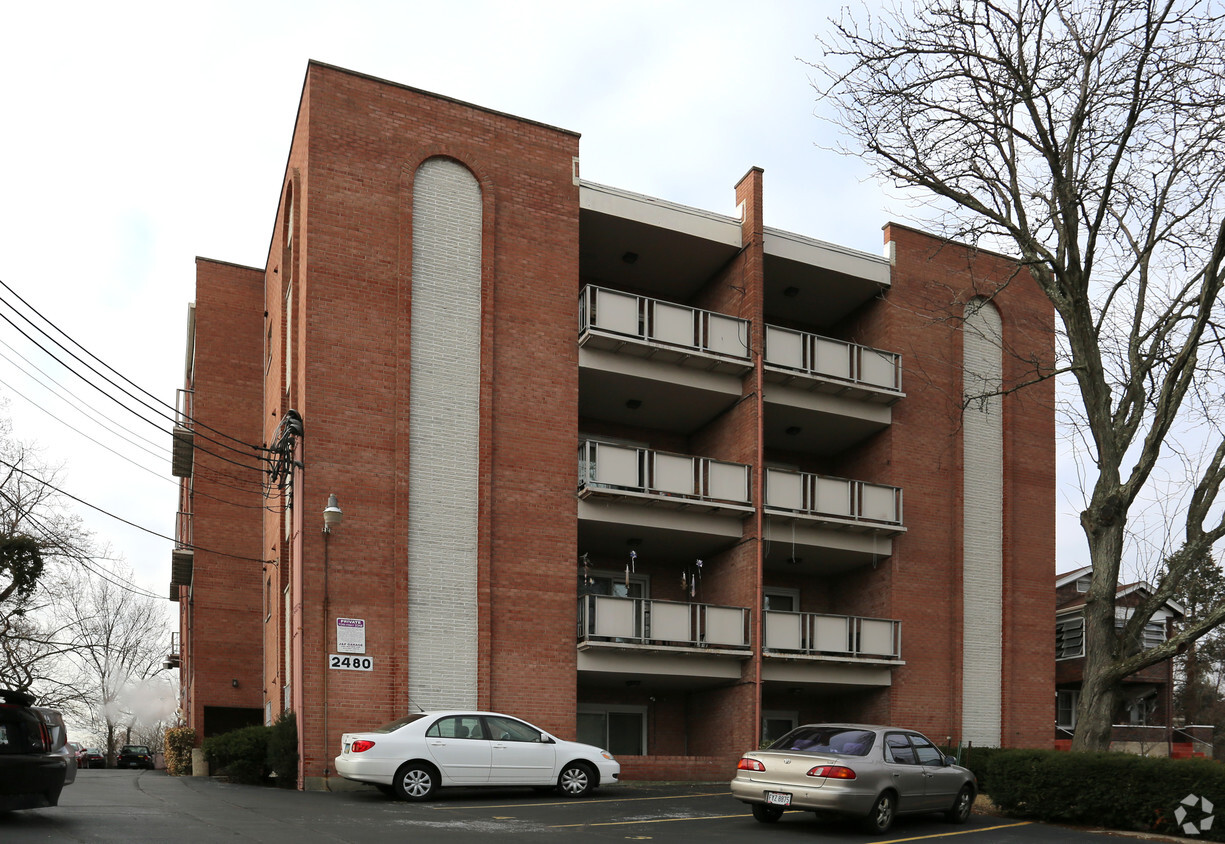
1055;566;1209;757
170;61;1057;789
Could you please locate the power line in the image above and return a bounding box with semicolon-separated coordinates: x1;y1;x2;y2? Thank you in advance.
0;282;268;467
0;457;272;565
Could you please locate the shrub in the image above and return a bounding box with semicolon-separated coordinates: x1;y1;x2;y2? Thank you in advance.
164;727;195;776
982;749;1225;840
203;725;271;785
266;710;298;787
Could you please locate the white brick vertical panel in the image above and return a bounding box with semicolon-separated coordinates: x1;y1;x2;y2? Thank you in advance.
408;158;482;709
962;298;1003;746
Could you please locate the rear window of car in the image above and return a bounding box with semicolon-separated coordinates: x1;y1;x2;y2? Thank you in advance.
0;707;42;754
122;746;151;754
770;726;875;756
372;713;427;733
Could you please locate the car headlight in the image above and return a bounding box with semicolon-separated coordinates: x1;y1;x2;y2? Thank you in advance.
601;751;615;761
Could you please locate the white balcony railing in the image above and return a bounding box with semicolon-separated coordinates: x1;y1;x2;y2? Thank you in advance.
579;440;752;509
580;285;751;363
578;594;751;650
763;611;901;660
764;467;902;527
764;324;902;395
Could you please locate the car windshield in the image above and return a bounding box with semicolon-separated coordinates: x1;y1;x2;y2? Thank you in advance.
372;713;427;733
769;726;875;756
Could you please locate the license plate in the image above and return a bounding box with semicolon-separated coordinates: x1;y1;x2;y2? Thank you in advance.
343;742;351;753
766;791;792;806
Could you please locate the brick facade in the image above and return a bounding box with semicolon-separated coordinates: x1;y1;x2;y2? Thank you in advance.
175;62;1056;788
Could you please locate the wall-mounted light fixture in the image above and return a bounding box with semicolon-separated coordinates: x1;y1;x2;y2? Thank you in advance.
323;494;343;534
231;679;239;688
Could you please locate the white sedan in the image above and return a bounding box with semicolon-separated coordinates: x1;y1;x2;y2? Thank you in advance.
334;710;620;800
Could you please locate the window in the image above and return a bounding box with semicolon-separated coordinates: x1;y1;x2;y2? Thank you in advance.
577;705;645;756
426;715;486;740
1056;690;1078;729
885;733;916;764
484;715;541;743
764;588;799;612
910;734;944;765
1055;615;1084;659
1076;576;1090;592
761;710;797;745
1114;617;1168;653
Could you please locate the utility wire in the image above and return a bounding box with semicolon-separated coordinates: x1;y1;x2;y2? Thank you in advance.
0;278;265;454
0;376;275;510
0;335;169;458
0;457;272;565
0;282;268;466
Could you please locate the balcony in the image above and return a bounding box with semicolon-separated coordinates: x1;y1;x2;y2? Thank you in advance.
172;388;194;478
764;325;902;403
578;286;750;434
580;285;751;371
578;595;752;652
576;594;752;688
578;441;752;514
170;509;193;588
164;632;181;670
764;468;903;533
764;611;901;662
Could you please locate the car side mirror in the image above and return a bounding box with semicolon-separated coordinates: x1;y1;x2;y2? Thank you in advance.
542;735;556;744
943;755;957;766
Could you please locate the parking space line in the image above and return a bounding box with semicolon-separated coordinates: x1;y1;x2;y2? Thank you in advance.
551;812;754;828
875;821;1033;842
551;816;1034;836
428;791;730;811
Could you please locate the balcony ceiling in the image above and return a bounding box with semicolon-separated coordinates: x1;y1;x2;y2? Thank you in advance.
577;507;743;564
764;401;890;456
579;367;741;434
580;209;740;303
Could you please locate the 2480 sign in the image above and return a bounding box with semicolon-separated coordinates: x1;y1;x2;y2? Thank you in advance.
328;654;374;671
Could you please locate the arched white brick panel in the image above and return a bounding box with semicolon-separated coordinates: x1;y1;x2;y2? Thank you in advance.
408;158;482;709
962;298;1003;746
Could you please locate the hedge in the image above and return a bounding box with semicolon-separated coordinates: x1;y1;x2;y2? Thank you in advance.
980;749;1225;839
164;726;195;776
200;712;299;787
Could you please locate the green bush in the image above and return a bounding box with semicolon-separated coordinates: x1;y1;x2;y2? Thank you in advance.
982;749;1225;839
203;725;271;785
957;744;1006;794
164;727;195;776
266;710;298;787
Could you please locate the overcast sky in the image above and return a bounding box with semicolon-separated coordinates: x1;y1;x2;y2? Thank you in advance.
0;0;1090;606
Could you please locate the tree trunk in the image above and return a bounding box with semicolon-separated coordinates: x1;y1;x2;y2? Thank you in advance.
1071;520;1126;751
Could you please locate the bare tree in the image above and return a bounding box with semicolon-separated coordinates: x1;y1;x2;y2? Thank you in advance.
58;565;174;762
1;412;98;701
814;0;1225;750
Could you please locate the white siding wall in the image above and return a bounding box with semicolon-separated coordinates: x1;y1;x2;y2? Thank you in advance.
962;299;1003;746
408;158;482;709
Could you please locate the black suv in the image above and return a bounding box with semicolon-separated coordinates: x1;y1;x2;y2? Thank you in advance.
0;688;76;811
117;744;155;769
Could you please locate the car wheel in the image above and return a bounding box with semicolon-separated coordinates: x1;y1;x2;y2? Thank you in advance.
863;791;896;834
752;803;784;823
945;785;974;824
557;761;596;797
393;762;438;801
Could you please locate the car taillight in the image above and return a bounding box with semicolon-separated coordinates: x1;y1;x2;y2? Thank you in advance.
807;765;856;779
350;740;376;753
737;757;766;772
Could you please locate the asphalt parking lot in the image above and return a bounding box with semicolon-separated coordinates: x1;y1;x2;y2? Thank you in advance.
0;769;1176;843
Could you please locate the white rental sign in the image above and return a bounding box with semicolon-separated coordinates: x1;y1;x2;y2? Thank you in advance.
336;617;366;653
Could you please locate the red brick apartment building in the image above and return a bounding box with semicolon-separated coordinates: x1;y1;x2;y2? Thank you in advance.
169;61;1056;788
